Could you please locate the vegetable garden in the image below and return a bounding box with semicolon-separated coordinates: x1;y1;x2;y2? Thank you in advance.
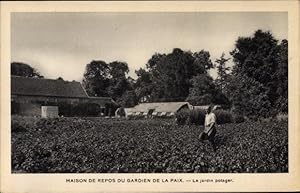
12;116;288;173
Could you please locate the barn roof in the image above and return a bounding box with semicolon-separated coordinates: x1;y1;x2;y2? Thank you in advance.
193;105;210;110
193;105;222;111
11;76;88;98
129;102;191;113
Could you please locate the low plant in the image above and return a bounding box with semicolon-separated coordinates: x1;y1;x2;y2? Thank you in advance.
11;116;288;173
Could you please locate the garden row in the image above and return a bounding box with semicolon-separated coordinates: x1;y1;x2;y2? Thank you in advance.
12;116;288;173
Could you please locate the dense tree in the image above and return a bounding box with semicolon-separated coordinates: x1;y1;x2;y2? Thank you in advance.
11;62;43;78
107;61;130;100
186;74;230;106
274;39;288;112
82;30;287;117
214;53;231;92
82;60;110;97
116;75;139;107
186;74;216;105
82;60;137;107
227;30;288;118
135;48;214;102
226;74;272;119
126;76;136;89
109;61;129;78
193;50;214;73
135;68;153;102
117;90;138;108
151;48;195;101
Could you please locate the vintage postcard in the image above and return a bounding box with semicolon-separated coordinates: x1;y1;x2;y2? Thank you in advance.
1;1;300;192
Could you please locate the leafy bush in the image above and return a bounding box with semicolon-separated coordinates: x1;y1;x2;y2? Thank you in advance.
57;102;73;116
175;109;205;125
73;103;101;117
104;103;119;117
175;109;189;125
186;109;206;125
57;102;102;117
176;109;236;125
214;110;233;124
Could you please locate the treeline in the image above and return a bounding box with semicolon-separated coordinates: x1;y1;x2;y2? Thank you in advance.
228;30;288;119
11;29;288;119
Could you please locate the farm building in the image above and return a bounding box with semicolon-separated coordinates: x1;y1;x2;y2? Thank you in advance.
192;105;210;110
192;105;222;111
11;76;116;116
125;102;192;118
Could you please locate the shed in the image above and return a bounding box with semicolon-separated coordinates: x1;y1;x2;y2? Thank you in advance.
41;106;59;118
127;102;191;118
192;105;210;110
192;105;222;111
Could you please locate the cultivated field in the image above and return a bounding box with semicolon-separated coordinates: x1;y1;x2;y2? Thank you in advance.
12;116;288;173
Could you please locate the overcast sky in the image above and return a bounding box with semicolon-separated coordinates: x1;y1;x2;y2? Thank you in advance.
11;12;287;81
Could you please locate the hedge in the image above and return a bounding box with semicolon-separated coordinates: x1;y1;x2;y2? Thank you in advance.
175;109;244;125
57;102;102;117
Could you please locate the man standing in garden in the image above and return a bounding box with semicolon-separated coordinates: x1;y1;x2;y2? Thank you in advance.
199;105;217;152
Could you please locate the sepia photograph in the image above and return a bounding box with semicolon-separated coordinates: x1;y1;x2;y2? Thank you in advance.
10;11;289;174
1;1;300;192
